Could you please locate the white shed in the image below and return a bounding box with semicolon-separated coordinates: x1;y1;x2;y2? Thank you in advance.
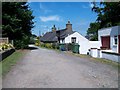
64;32;101;54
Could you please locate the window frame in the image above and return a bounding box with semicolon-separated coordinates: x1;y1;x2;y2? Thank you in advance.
71;37;76;43
113;36;118;46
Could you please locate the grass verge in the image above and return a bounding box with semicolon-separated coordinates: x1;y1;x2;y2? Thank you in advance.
65;51;120;68
1;50;26;77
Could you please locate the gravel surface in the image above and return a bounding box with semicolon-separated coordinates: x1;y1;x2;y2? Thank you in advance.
2;46;118;88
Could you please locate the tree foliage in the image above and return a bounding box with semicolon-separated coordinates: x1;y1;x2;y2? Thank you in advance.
2;2;34;49
87;2;120;41
87;22;100;41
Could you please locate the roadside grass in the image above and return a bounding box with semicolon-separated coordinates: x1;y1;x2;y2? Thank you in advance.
1;50;26;77
65;51;120;68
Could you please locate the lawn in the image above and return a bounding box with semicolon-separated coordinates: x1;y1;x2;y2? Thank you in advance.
1;50;26;77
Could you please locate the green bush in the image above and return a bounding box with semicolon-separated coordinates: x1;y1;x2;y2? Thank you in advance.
29;37;35;44
52;43;59;49
40;43;45;47
14;35;30;49
39;43;59;49
35;37;40;46
45;43;52;48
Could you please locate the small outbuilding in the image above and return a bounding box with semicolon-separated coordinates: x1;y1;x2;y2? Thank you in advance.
89;26;120;62
98;26;120;54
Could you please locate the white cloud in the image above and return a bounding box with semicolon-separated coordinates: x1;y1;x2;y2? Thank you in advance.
82;5;89;9
40;3;44;10
40;25;47;28
89;2;94;8
39;15;61;22
40;3;52;14
82;2;94;9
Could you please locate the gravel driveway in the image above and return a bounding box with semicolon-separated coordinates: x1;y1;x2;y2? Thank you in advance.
3;45;118;88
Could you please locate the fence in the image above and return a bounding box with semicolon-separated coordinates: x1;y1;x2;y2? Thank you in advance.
0;37;14;45
0;37;8;44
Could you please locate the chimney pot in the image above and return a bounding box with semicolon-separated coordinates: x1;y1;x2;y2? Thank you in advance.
66;21;72;31
52;25;56;32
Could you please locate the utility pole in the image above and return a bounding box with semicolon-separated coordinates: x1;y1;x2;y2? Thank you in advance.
39;30;41;37
39;30;41;45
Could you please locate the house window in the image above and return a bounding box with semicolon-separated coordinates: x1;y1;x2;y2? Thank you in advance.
114;36;118;45
71;37;76;43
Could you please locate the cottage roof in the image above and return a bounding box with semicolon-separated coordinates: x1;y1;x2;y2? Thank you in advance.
40;28;74;42
40;31;58;42
40;21;75;42
56;28;74;39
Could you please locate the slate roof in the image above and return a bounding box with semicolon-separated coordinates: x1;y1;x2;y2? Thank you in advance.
40;31;58;42
56;29;74;39
40;29;74;42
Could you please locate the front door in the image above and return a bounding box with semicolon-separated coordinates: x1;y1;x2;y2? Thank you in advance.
101;36;110;49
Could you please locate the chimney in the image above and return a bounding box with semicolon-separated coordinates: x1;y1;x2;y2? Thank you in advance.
66;21;72;31
52;25;56;32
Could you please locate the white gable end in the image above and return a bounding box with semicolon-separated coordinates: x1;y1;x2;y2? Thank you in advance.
64;31;101;54
64;32;88;44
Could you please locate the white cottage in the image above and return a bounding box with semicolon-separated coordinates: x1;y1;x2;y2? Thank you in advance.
89;26;120;62
56;21;101;54
63;31;101;54
41;21;101;54
98;26;120;54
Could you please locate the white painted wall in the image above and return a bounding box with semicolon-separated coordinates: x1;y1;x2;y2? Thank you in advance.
64;32;101;54
98;26;120;53
102;52;119;62
90;49;98;58
64;32;89;54
64;32;88;44
89;41;101;49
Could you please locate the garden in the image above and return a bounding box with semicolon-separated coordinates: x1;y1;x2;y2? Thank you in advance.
0;43;14;52
0;39;15;61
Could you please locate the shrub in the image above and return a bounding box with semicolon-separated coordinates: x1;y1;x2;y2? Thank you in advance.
45;43;52;48
35;42;39;46
52;43;59;49
35;37;40;46
52;43;56;49
14;35;30;49
0;43;14;51
29;37;36;44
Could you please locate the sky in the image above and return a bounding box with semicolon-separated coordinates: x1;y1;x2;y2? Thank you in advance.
28;2;98;36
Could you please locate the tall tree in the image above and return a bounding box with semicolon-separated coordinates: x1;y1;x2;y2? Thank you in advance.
87;22;100;41
2;2;34;49
92;2;120;28
87;1;120;41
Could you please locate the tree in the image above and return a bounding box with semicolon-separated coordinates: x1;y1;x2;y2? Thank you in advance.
2;2;34;49
87;2;120;41
92;2;120;28
87;22;100;41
